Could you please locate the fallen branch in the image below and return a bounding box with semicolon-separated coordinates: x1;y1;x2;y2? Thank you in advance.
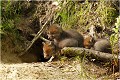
61;47;118;61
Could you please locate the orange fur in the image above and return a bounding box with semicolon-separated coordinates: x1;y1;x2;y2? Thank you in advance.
83;33;95;49
42;42;55;59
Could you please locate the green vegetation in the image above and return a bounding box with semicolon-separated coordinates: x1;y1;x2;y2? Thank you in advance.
1;1;22;39
110;16;120;46
110;16;120;55
1;1;21;19
55;0;118;32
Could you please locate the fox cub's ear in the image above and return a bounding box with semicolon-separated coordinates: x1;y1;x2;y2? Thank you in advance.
56;24;62;32
49;24;63;33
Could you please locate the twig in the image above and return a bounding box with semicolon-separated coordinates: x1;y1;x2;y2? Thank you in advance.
30;33;51;42
19;16;52;56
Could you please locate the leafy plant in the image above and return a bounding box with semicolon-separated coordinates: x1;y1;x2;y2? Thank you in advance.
110;16;120;54
96;0;118;27
1;1;22;38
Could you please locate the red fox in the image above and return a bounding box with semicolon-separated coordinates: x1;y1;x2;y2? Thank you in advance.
42;38;79;62
82;32;112;53
47;24;84;47
83;33;95;49
93;39;112;53
42;41;56;61
43;24;84;61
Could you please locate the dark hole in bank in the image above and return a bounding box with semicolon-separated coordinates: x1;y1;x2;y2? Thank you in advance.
19;33;49;63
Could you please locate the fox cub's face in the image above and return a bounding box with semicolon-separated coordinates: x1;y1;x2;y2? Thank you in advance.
42;42;55;59
47;24;62;40
83;34;95;49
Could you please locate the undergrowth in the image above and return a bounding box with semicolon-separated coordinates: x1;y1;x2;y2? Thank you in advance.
110;16;120;54
55;0;118;32
1;1;22;40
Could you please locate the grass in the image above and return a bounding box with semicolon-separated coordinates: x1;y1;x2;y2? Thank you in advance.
55;0;118;32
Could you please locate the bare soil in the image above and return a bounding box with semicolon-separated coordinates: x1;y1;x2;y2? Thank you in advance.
0;60;120;80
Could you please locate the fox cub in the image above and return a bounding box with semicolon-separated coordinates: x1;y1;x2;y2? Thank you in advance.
42;24;84;61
